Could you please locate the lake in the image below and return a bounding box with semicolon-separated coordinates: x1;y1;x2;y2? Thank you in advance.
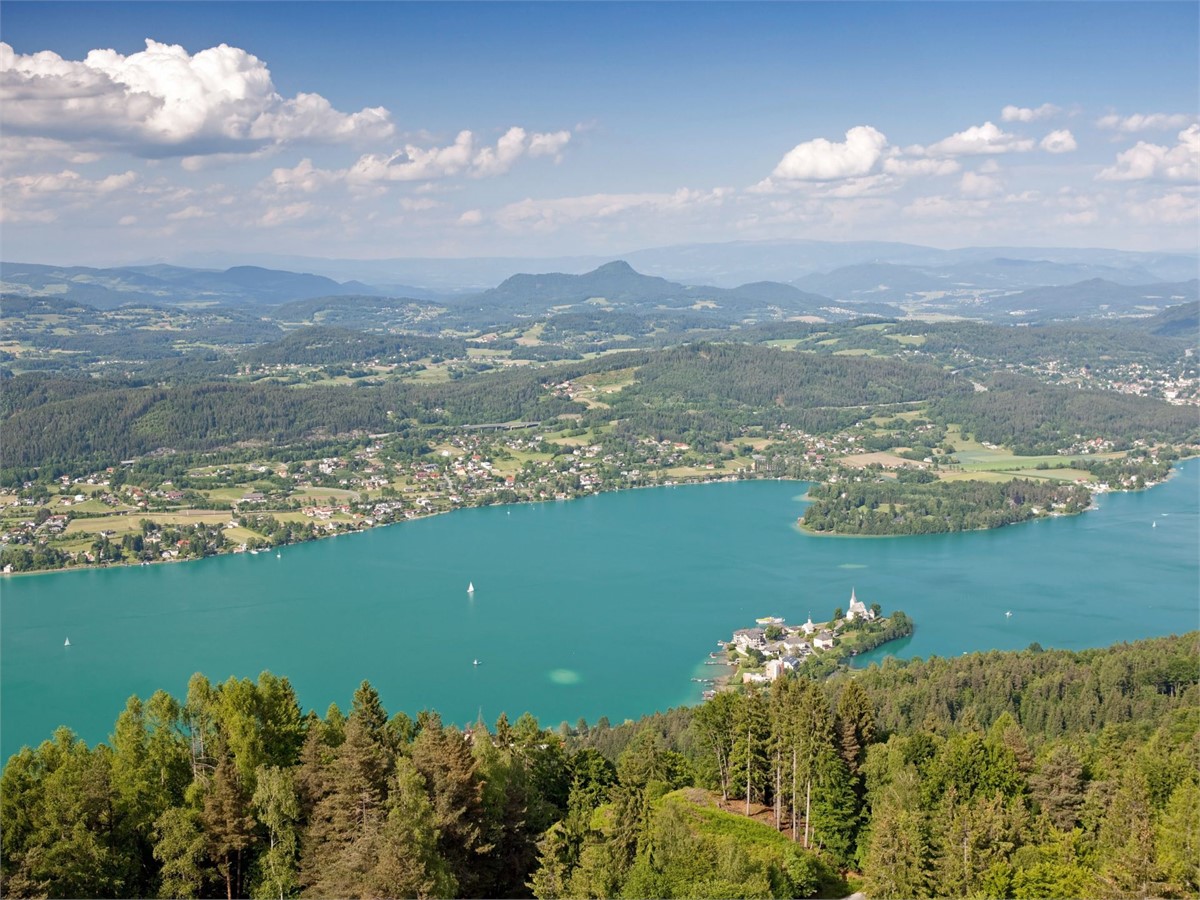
3;459;1197;761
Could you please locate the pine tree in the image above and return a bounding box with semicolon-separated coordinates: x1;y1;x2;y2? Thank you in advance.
366;757;455;899
1029;744;1084;831
1097;771;1158;899
300;715;390;897
202;752;256;900
411;717;490;896
1156;775;1200;897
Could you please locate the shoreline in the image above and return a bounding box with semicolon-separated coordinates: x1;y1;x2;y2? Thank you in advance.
0;473;813;578
4;456;1193;577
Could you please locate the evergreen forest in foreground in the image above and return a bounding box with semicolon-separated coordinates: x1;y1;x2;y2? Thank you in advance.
2;634;1197;899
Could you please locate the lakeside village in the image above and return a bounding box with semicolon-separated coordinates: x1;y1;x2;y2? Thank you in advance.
0;400;1185;573
701;590;914;693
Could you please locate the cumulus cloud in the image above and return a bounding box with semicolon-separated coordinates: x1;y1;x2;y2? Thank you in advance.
771;126;887;181
346;127;572;184
1040;129;1077;154
0;39;394;157
527;130;572;160
269;158;335;194
1097;125;1200;182
1001;103;1060;122
881;157;960;177
1097;112;1195;133
0;135;101;167
960;171;1002;197
457;209;484;226
2;167;137;198
259;201;314;227
166;204;211;221
0;167;139;223
921;122;1035;157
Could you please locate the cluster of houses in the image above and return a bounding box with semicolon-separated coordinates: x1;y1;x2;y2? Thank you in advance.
726;590;877;684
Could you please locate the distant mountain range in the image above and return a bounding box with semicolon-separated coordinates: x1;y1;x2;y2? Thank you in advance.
0;262;391;309
465;260;873;320
170;238;1198;291
3;239;1197;323
985;279;1199;318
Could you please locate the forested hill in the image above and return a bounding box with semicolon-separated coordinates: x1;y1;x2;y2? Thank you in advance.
0;343;965;472
4;339;1196;476
2;634;1195;899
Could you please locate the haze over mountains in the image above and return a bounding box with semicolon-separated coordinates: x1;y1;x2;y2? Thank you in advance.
170;238;1198;291
2;239;1196;324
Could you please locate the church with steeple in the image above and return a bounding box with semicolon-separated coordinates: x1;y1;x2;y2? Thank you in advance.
845;588;876;622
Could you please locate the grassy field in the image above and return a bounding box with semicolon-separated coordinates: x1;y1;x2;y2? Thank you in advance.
885;333;926;346
292;487;360;502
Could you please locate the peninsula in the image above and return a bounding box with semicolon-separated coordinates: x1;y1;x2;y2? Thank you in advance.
713;590;914;689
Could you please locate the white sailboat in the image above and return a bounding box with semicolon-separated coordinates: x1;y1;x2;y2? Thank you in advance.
467;582;475;594
1005;611;1013;618
64;637;70;647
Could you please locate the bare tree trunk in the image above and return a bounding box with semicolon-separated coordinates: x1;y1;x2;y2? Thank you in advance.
791;747;798;842
745;719;752;816
774;751;781;829
804;779;811;849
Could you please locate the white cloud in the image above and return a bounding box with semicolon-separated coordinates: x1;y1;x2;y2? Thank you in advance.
0;39;394;157
1040;129;1077;154
166;204;211;221
2;168;137;198
1097;125;1200;182
398;197;440;212
527;130;572;160
346;126;572;184
921;122;1035;157
1097;112;1195;133
1001;103;1060;122
771;126;887;181
0;135;101;167
881;157;960;177
1127;191;1198;226
472;127;532;177
0;167;139;223
960;171;1001;197
270;158;335;193
348;131;475;183
259;201;314;227
902;195;978;219
457;209;484;226
495;187;731;231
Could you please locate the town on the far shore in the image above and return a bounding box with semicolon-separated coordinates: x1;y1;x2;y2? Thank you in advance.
704;590;913;695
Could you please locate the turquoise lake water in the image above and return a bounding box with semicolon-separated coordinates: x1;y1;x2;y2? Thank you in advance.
2;459;1197;761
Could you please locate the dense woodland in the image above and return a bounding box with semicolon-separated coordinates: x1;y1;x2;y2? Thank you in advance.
801;478;1093;535
2;634;1196;899
929;374;1198;454
9;336;1193;480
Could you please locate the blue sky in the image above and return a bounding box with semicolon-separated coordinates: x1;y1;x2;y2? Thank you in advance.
1;2;1197;265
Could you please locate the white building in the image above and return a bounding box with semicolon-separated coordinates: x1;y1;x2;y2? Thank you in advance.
845;588;876;622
